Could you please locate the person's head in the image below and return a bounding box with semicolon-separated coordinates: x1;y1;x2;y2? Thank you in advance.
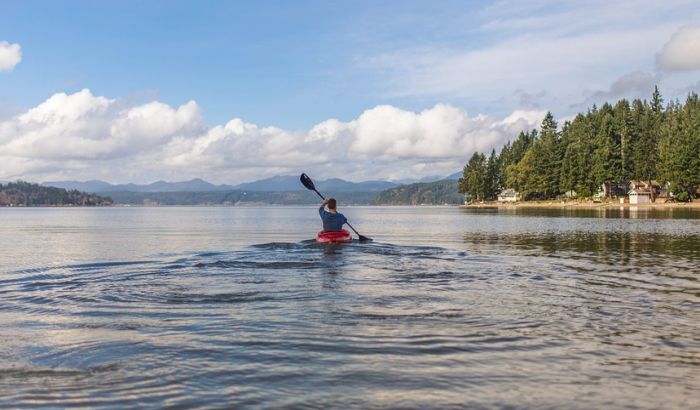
327;198;337;210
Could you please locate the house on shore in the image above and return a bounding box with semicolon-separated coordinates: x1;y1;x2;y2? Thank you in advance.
627;180;666;204
629;189;651;204
629;180;661;195
498;189;521;203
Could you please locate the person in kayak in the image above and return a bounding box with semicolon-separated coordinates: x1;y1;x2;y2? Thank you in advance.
319;198;347;232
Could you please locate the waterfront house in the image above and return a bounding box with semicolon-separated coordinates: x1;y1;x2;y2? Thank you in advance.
626;180;672;203
629;180;661;195
498;189;521;203
629;188;651;204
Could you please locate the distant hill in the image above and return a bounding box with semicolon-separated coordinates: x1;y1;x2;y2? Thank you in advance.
313;178;398;192
42;180;117;192
232;175;399;192
42;171;462;198
28;174;467;206
45;175;401;193
104;190;379;206
43;178;235;193
1;181;112;206
390;171;462;184
231;175;303;191
373;179;463;205
136;178;232;192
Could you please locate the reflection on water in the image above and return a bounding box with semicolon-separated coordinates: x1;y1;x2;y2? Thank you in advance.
0;207;699;408
463;205;700;219
467;231;700;274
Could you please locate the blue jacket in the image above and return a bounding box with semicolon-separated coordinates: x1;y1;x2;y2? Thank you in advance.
319;206;347;231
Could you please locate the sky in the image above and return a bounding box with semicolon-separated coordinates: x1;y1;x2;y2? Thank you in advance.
1;0;700;184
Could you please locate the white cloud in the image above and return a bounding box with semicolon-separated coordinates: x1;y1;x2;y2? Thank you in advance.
349;104;531;160
479;0;698;36
368;25;675;102
572;71;658;109
0;89;544;183
157;103;544;182
0;89;202;161
658;25;700;71
0;41;22;71
593;71;657;99
359;0;700;117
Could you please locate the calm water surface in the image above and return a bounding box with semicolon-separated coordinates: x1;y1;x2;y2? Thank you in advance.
1;206;699;408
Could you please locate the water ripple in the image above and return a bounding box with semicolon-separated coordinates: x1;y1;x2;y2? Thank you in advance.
1;239;698;409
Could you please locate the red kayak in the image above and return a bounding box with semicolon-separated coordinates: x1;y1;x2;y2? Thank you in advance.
316;229;353;243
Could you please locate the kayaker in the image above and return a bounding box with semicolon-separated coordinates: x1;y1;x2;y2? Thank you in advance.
319;198;347;232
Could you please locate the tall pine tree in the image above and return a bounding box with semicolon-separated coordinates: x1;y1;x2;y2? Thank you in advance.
459;152;487;202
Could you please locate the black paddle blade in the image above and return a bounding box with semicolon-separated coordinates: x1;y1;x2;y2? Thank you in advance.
358;234;372;242
300;173;316;191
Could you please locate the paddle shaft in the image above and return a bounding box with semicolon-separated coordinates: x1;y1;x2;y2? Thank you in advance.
311;189;365;239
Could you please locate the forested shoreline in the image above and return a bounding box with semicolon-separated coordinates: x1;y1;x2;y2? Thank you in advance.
0;181;113;206
459;88;700;202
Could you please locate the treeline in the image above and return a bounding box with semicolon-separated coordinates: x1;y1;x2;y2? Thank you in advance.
460;87;700;202
372;180;463;205
0;181;113;206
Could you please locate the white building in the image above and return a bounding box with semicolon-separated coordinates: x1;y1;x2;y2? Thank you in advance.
498;189;521;203
629;189;651;204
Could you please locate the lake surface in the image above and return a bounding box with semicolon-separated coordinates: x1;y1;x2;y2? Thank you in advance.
1;206;699;408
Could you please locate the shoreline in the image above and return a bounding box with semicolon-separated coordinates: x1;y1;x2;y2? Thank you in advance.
462;200;700;209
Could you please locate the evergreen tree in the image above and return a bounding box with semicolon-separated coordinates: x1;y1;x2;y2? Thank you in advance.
459;152;487;201
507;149;536;198
659;94;700;200
484;149;499;200
633;86;664;201
0;181;112;206
613;99;634;181
591;105;620;197
516;112;560;199
559;115;592;196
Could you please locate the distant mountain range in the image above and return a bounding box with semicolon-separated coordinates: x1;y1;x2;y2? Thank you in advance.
391;171;462;184
373;179;463;205
42;178;232;193
104;190;381;206
43;172;462;194
232;175;399;192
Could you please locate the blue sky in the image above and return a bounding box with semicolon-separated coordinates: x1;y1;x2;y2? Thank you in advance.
1;0;494;128
1;1;700;183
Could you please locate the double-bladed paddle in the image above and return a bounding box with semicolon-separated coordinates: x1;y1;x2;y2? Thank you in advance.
300;173;372;242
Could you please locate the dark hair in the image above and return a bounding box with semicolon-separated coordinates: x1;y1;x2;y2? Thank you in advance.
328;198;337;210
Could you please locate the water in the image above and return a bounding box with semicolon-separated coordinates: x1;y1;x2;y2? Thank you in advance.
1;206;699;408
